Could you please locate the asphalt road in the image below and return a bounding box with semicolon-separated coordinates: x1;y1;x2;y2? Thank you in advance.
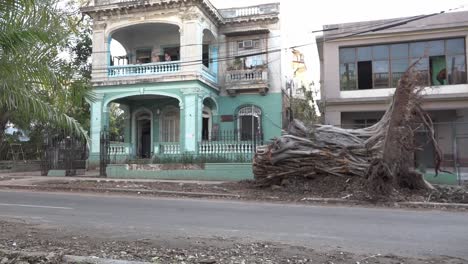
0;190;467;258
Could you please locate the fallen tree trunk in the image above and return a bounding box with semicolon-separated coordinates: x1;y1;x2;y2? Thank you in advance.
254;66;441;196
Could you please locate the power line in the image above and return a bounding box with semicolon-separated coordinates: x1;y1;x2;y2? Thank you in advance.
97;4;468;71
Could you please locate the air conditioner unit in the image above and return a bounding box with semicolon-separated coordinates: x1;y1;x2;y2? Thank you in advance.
243;40;253;49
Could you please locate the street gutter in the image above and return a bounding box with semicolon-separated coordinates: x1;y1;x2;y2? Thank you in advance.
0;184;467;211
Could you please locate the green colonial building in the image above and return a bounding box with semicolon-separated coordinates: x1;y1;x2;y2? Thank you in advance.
81;0;286;179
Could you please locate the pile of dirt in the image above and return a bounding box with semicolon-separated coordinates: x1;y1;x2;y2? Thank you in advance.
32;177;468;206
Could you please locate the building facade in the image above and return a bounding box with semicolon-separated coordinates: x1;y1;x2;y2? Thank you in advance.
317;11;468;180
81;0;283;164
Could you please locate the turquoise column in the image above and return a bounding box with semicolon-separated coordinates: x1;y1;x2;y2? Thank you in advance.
179;102;185;153
89;96;104;155
182;88;202;153
183;94;197;152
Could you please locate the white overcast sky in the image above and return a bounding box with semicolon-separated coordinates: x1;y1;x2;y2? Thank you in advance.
110;0;468;83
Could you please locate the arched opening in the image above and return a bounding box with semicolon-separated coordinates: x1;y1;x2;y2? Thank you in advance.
202;97;218;141
110;23;181;66
134;109;152;158
105;93;182;158
237;105;262;141
202;29;217;70
159;105;180;143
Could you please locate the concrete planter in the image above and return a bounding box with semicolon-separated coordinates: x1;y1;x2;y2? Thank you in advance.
106;163;253;181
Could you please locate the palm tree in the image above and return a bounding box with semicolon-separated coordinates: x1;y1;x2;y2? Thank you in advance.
0;0;88;143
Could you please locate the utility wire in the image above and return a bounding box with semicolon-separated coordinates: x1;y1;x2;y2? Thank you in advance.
103;4;468;70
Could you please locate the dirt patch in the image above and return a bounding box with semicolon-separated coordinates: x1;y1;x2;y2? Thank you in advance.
0;219;466;264
34;176;468;206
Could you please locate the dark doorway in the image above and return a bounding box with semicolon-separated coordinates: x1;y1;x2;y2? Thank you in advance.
202;117;209;140
139;119;151;158
240;116;260;141
358;61;373;89
202;44;210;68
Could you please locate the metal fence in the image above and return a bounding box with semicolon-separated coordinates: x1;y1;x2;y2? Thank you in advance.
107;129;265;165
40;135;88;176
339;122;468;185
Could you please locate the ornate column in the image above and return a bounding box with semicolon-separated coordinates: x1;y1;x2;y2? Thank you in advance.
91;22;108;81
89;94;104;156
211;45;219;82
180;11;203;73
181;88;203;152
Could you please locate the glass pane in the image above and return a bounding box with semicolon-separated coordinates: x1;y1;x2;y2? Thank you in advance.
410;42;426;58
340;48;356;63
373;45;389;60
391;44;409;59
447;55;467;84
411;58;429;85
412;58;429;70
357;47;372;61
430;56;447;85
427;40;444;56
373;61;389;88
391;59;409;87
446;38;465;55
340;63;357;90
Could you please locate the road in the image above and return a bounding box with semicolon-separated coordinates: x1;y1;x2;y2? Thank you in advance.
0;190;467;259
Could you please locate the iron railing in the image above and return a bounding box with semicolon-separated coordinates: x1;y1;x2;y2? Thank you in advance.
40;135;88;176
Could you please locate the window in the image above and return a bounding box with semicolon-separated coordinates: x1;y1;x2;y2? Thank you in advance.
202;44;210;68
160;108;180;142
237;106;262;141
339;38;467;90
373;60;390;88
354;119;378;129
391;59;409;87
136;49;151;64
163;47;180;61
340;63;357;90
447;55;467;84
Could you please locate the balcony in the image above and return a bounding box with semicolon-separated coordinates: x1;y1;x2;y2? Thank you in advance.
219;3;280;20
108;61;181;77
225;69;269;95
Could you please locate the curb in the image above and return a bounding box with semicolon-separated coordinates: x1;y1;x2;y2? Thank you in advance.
63;255;150;264
0;184;466;210
0;184;241;198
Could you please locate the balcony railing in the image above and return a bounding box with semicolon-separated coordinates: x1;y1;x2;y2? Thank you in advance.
93;0;140;5
202;66;217;83
219;3;279;19
157;143;181;155
109;142;131;155
226;69;268;84
108;61;181;77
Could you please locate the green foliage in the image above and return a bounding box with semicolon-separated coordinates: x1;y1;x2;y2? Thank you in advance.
109;104;126;141
0;0;92;145
291;83;320;125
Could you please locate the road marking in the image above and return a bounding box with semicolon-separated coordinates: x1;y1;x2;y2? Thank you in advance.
0;203;73;210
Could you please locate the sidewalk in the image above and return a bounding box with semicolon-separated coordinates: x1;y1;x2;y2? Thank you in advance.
0;171;225;187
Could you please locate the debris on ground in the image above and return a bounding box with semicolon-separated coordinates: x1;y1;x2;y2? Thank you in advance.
0;220;465;264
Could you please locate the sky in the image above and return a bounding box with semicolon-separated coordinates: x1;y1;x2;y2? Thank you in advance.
111;0;468;85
